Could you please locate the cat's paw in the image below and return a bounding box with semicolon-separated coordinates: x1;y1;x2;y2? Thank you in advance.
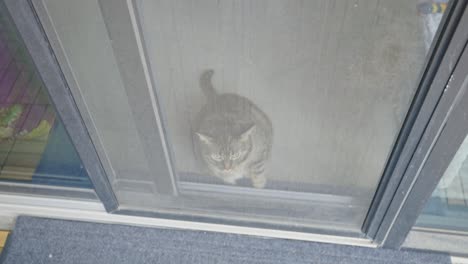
251;175;266;189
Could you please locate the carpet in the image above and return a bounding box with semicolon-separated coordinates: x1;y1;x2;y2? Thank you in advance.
0;216;451;264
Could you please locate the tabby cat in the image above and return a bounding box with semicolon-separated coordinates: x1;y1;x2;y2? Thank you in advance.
194;70;273;188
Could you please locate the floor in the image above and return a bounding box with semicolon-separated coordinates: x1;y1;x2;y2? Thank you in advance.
3;218;468;263
1;217;467;263
0;216;455;264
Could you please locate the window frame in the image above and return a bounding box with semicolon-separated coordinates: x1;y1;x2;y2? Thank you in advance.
376;21;468;248
365;2;468;248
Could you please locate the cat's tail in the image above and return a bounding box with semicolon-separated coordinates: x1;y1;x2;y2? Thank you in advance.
200;69;217;100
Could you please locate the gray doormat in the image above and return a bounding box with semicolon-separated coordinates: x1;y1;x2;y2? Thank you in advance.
1;216;451;264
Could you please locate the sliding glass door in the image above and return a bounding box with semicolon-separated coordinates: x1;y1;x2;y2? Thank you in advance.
5;0;467;246
28;0;451;232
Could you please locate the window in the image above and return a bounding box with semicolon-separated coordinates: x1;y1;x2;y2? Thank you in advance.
2;0;467;251
0;5;95;199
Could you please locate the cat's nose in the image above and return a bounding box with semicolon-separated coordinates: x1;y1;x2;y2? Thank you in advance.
224;161;232;170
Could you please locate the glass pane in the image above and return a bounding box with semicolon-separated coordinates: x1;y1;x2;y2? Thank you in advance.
417;134;468;232
136;0;448;227
0;5;94;194
38;0;448;232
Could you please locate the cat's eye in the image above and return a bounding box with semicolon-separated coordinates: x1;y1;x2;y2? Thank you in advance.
230;152;241;160
210;154;223;161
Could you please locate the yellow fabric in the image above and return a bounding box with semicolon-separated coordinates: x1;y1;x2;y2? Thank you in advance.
0;231;9;252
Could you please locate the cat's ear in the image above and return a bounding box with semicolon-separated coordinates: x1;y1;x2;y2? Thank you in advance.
196;132;213;144
240;125;256;142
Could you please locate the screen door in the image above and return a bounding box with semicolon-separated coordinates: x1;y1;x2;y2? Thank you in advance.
28;0;451;234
